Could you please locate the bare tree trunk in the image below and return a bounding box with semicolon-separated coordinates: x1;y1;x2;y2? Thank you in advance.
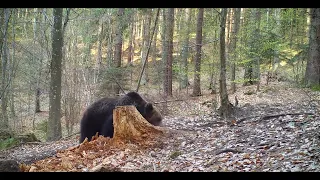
289;9;296;48
180;8;192;89
105;9;114;68
160;8;174;97
141;9;152;85
139;16;145;64
151;16;158;65
136;9;160;93
95;20;104;82
226;9;233;48
1;8;11;130
305;8;320;87
138;13;143;40
9;9;17;122
72;29;81;134
230;8;241;94
0;8;4;61
113;8;124;95
218;8;234;119
254;9;261;91
166;8;174;97
209;24;218;94
127;15;134;66
192;8;204;97
23;8;28;39
243;8;261;87
33;9;42;113
47;8;63;141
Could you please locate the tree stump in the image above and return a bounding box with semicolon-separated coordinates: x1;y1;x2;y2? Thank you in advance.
19;105;167;172
112;105;164;144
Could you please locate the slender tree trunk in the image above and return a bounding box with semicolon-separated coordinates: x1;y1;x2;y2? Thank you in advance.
140;17;145;63
10;9;17;121
254;9;262;91
289;9;296;48
180;8;192;89
151;16;158;65
226;9;233;48
23;9;28;39
272;8;281;78
95;21;104;78
219;8;234;119
106;9;114;68
1;8;11;130
114;8;124;66
47;8;63;141
166;8;174;96
161;9;168;96
192;8;204;96
128;15;134;66
141;9;152;85
33;9;42;113
243;8;261;87
0;8;4;61
136;9;160;93
230;8;241;94
209;19;219;94
113;8;124;95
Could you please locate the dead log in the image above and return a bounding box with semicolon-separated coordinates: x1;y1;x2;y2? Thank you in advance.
113;105;164;143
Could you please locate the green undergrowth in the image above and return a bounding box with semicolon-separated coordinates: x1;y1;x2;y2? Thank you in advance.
311;85;320;92
0;137;20;150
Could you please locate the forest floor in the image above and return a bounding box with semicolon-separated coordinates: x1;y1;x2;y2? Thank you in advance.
1;81;320;172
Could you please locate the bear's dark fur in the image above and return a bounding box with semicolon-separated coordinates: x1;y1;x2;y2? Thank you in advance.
79;91;163;143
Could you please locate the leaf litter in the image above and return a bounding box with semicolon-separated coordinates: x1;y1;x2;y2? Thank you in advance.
2;82;320;172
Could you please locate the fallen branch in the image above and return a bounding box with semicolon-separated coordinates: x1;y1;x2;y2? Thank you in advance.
154;99;185;104
234;115;260;124
260;112;314;120
215;148;243;155
236;112;315;125
24;142;51;145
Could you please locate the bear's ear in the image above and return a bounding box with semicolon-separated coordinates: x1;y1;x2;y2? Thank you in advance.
145;103;154;112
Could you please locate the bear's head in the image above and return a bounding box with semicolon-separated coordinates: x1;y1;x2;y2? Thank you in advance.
124;91;163;126
143;103;163;126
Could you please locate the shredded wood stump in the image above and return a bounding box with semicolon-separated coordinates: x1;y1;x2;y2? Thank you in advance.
19;105;167;172
113;105;164;143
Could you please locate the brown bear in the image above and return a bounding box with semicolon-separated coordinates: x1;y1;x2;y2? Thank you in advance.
79;91;163;143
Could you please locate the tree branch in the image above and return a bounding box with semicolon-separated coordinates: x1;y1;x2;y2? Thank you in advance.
42;9;53;26
136;8;160;92
235;112;315;125
62;8;71;35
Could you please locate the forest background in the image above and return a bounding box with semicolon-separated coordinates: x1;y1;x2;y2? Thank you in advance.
0;8;318;145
